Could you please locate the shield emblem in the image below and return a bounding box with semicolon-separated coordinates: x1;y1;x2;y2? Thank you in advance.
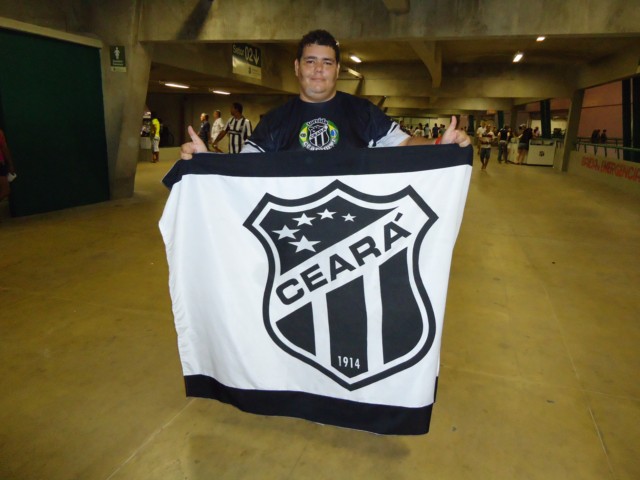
244;180;438;390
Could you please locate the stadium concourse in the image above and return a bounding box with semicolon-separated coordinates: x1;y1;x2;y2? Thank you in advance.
0;147;639;480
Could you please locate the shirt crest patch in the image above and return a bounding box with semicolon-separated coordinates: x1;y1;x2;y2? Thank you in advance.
299;118;339;151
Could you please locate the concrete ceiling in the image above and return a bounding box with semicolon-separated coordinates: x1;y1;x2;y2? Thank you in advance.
145;1;640;117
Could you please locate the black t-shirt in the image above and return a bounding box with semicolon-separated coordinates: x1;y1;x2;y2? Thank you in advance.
244;92;397;152
520;128;533;143
199;121;211;143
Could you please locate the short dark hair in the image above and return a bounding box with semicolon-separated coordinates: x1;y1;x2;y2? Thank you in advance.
296;30;340;63
232;102;243;114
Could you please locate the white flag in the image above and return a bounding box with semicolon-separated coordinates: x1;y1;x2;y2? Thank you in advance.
160;145;472;435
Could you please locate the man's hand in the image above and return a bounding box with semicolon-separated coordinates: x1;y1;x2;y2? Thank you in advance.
180;126;209;160
441;116;471;147
400;116;471;147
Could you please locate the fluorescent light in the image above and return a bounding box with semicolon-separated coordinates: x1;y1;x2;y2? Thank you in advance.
349;55;362;63
512;52;524;63
211;90;230;95
536;36;546;42
164;82;189;89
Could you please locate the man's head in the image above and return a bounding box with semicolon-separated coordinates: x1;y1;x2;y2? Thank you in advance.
294;30;340;103
231;102;243;118
213;110;221;119
296;30;340;63
201;113;208;121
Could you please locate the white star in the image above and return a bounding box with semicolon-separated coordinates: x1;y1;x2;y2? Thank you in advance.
289;235;320;253
343;213;356;222
317;208;336;219
272;225;299;239
292;213;315;226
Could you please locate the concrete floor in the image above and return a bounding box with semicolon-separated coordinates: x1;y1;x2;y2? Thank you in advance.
1;148;639;480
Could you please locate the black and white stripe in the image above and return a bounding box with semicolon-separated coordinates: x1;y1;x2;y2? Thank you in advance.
225;116;253;154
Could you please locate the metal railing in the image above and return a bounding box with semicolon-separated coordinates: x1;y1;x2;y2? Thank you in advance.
575;137;640;162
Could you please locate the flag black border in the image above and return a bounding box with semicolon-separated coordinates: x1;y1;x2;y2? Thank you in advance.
163;144;473;188
185;373;435;435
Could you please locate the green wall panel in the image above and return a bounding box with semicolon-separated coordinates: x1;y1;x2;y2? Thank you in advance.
0;29;109;216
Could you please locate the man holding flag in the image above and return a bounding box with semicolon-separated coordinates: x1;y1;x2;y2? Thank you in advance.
165;29;473;435
181;29;470;156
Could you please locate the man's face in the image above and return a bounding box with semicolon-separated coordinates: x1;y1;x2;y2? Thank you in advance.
294;44;339;103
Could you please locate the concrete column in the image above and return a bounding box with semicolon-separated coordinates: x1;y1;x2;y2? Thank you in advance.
633;77;640;162
540;99;552;138
90;0;151;199
559;89;584;171
110;43;153;198
509;106;519;131
622;79;631;161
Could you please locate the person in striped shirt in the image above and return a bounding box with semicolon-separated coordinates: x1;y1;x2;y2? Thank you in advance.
212;103;252;154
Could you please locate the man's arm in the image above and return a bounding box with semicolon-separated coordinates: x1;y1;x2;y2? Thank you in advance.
212;129;227;147
399;116;470;148
183;115;471;159
401;135;435;146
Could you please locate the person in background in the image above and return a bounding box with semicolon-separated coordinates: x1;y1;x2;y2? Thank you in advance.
0;128;17;201
212;103;252;154
600;129;608;144
479;124;495;170
151;112;161;163
432;123;439;140
517;124;533;165
497;125;511;163
475;122;486;156
210;110;225;153
198;113;211;151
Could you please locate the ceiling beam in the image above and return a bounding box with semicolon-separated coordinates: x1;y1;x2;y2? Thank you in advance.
409;41;442;88
382;0;410;14
138;0;640;43
576;43;640;89
354;63;575;99
383;96;514;112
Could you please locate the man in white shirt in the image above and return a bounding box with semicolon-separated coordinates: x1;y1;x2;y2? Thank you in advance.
475;122;486;156
479;125;495;170
210;110;225;153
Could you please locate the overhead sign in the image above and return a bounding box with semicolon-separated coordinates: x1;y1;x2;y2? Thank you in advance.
109;45;126;72
232;43;262;79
